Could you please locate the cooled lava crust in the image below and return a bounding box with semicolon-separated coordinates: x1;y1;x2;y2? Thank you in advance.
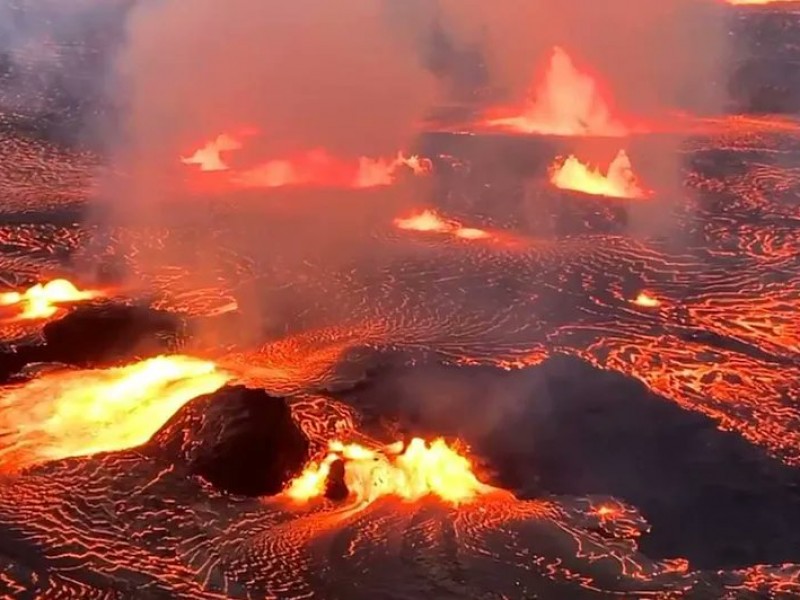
1;1;800;599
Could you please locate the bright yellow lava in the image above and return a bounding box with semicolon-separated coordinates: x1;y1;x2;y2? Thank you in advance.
0;279;102;320
0;355;231;472
287;437;494;506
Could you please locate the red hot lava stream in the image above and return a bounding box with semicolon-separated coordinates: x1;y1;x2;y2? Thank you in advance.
0;355;231;473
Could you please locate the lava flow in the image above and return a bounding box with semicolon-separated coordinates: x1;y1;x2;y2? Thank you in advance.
550;150;650;199
482;46;631;137
394;209;493;241
0;279;103;320
0;355;231;472
286;437;494;506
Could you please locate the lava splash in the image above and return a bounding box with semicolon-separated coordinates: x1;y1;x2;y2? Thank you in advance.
394;209;493;241
0;279;103;321
0;355;231;472
286;437;494;506
550;150;649;199
232;150;430;190
483;46;631;137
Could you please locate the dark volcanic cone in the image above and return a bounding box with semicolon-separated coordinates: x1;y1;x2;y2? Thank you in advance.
153;385;310;497
42;304;181;365
0;304;182;382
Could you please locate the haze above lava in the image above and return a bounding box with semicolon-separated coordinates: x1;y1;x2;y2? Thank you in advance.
0;0;799;598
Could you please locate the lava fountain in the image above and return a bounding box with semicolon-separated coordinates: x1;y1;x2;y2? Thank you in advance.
394;210;493;241
549;150;649;199
180;134;244;172
0;355;231;472
0;279;104;321
286;437;494;506
483;46;631;137
182;132;431;190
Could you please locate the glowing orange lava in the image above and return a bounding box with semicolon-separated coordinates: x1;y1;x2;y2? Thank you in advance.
233;150;430;189
182;131;430;190
394;210;492;241
726;0;796;5
484;46;630;137
180;134;244;172
0;356;231;472
632;292;661;308
0;279;103;320
550;150;649;199
286;437;494;506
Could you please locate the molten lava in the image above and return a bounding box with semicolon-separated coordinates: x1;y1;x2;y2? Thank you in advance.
0;355;231;472
0;279;103;320
632;292;661;308
180;134;244;172
182;131;430;190
233;151;430;189
484;46;630;137
550;150;649;199
394;210;492;241
286;437;493;506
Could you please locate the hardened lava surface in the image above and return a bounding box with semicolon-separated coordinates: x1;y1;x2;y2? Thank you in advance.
2;3;800;599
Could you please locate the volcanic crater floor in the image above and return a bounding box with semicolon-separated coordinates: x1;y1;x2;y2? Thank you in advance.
2;5;800;597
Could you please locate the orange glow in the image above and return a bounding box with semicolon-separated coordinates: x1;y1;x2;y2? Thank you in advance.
726;0;796;5
180;133;243;172
632;292;661;308
182;131;430;190
0;279;103;320
550;150;649;199
394;209;492;241
286;437;493;506
232;150;430;189
596;505;618;517
0;356;231;472
484;46;630;137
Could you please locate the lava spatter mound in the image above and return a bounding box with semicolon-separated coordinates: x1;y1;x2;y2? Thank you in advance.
339;353;800;570
153;385;310;497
